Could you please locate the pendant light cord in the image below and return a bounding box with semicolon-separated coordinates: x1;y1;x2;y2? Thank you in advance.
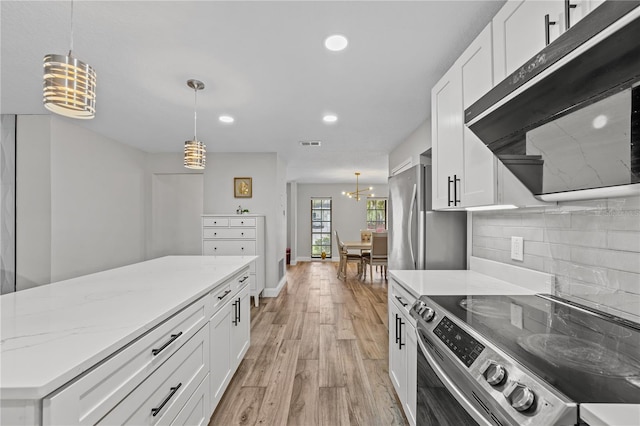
194;88;198;140
69;0;74;56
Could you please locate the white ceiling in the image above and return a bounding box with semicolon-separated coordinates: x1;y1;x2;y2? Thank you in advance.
1;0;505;184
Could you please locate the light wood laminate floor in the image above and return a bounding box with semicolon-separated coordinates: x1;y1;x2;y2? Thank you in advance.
209;261;407;426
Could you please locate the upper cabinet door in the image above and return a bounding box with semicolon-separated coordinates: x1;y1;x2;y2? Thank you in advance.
493;0;564;82
431;65;463;210
459;25;497;207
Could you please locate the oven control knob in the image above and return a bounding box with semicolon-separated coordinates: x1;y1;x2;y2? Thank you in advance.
413;300;427;315
421;307;435;322
503;382;535;412
484;362;506;386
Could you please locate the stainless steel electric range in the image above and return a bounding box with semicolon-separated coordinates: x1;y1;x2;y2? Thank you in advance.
410;294;640;426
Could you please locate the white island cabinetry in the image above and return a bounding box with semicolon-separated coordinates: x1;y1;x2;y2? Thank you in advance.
0;256;255;426
202;214;265;307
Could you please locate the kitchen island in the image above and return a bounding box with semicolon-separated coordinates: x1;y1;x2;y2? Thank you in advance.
1;255;256;425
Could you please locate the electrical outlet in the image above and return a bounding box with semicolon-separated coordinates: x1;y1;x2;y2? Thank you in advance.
511;236;524;261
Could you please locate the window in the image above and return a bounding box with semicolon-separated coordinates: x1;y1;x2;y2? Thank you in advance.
311;198;332;258
366;198;387;230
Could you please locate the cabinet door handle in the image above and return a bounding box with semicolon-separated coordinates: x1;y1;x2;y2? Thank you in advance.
565;0;577;30
239;275;249;283
545;14;557;46
395;295;408;307
454;174;461;206
151;332;183;356
237;297;241;323
399;319;405;350
447;176;453;206
232;301;238;325
218;289;232;300
151;383;182;417
395;314;400;345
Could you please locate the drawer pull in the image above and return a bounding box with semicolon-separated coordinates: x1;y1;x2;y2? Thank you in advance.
218;289;232;300
151;383;182;417
395;295;408;307
239;276;249;283
151;332;183;356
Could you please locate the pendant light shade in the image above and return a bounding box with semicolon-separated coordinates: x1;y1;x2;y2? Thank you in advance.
43;52;96;119
43;1;96;119
184;79;206;170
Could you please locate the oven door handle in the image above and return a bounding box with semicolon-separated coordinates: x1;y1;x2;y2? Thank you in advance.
416;329;493;426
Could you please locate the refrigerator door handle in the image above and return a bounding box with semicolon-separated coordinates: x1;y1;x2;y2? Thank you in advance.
408;183;417;268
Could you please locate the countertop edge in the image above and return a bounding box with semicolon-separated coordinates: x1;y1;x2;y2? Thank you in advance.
581;404;640;426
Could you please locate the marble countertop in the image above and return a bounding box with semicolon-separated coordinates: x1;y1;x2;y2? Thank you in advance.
389;257;554;298
0;255;255;400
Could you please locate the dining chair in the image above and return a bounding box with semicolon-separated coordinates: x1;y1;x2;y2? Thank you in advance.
362;231;388;282
335;230;362;280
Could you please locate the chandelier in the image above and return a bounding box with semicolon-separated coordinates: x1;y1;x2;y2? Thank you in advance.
342;172;374;201
43;0;96;119
184;79;206;169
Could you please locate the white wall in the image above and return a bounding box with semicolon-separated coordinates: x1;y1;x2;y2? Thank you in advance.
49;118;147;282
388;118;431;174
16;116;51;290
202;152;284;290
295;183;389;260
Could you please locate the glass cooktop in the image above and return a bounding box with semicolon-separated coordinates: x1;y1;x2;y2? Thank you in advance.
429;294;640;404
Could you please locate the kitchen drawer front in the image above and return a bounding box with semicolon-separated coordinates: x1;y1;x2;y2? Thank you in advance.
202;240;256;256
210;283;232;313
229;217;255;227
170;374;210;426
43;298;208;426
203;228;256;240
97;323;210;426
231;268;251;293
389;278;416;317
202;217;229;227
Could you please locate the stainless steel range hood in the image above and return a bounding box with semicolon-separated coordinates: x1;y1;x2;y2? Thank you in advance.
466;1;640;201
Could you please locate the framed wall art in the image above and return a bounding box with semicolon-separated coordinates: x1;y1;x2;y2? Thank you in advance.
234;177;252;198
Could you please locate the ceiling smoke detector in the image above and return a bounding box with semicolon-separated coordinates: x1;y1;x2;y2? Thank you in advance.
299;141;322;147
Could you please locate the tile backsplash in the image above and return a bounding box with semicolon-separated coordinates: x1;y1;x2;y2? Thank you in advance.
472;196;640;321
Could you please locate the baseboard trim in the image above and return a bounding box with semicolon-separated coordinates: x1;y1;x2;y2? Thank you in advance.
295;256;339;263
263;276;287;298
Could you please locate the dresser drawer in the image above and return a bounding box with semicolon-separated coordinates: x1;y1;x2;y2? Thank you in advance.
97;323;209;425
43;298;208;425
229;218;255;227
203;228;256;239
202;240;256;256
202;217;229;227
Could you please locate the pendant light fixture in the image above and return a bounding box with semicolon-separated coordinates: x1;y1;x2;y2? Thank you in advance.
184;79;206;170
43;0;96;119
342;172;374;201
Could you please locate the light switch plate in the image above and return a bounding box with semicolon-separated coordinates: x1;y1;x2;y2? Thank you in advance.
511;236;524;261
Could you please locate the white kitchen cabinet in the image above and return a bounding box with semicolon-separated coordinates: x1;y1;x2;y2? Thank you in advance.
202;214;265;307
209;269;251;414
431;63;463;209
43;297;209;425
493;0;604;82
493;0;564;82
13;258;254;426
432;24;495;210
230;285;251;370
388;279;417;426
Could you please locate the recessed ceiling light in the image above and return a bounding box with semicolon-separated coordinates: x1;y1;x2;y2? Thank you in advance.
324;35;348;52
219;115;234;124
323;114;338;123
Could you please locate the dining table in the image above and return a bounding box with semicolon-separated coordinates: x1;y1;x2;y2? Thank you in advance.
341;240;372;251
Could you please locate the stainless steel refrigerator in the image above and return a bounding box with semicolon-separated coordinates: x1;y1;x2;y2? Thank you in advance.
388;164;466;270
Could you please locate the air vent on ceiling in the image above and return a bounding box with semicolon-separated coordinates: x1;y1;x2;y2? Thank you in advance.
299;140;321;147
